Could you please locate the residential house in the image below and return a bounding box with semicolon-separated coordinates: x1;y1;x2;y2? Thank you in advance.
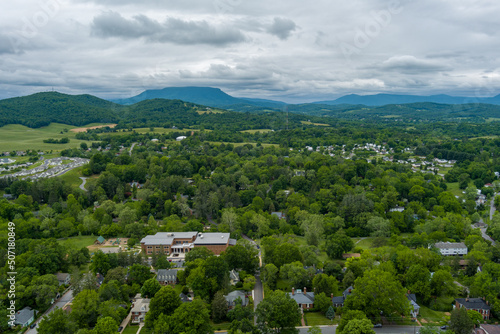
434;242;468;256
271;212;286;220
389;206;405;213
96;273;105;286
14;307;36;327
96;236;106;245
131;295;150;323
179;293;192;303
407;293;420;318
56;273;71;286
332;286;353;308
225;290;248;309
176;136;187;141
156;269;178;285
287;288;315;310
229;270;240;285
455;297;491;320
3;194;14;200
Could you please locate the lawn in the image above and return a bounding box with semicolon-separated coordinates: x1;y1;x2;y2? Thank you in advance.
446;182;463;197
210;321;232;331
0;123;99;151
58;166;84;188
352;238;374;250
122;325;152;334
418;305;448;324
57;235;97;250
304;312;336;326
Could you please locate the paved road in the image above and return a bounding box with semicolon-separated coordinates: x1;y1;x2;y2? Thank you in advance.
129;142;137;156
490;193;497;221
26;290;73;334
217;325;422;334
253;273;263;324
79;177;88;191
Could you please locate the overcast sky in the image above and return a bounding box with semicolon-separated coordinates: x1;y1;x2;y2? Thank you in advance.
1;0;500;102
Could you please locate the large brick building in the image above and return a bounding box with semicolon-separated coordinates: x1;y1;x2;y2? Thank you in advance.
455;297;491;320
141;232;236;256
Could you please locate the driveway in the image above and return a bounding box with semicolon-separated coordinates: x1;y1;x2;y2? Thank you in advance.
26;290;73;334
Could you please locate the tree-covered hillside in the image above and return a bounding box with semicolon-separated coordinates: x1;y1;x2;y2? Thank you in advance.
0;92;121;127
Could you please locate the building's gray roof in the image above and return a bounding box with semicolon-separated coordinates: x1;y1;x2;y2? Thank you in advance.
228;238;237;246
287;290;315;305
225;290;248;306
14;307;34;325
435;242;467;250
456;298;491;310
230;270;240;282
332;296;345;304
157;269;178;282
56;273;70;281
193;233;230;245
480;324;500;334
131;298;150;313
343;286;354;297
407;294;419;310
141;232;198;246
271;212;285;219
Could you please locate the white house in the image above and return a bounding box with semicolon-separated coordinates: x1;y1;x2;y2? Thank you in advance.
434;242;468;256
176;136;187;141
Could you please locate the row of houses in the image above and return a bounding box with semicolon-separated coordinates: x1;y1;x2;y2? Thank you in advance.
131;290;248;324
288;285;491;320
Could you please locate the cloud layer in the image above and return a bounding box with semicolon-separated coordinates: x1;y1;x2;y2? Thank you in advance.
0;0;499;102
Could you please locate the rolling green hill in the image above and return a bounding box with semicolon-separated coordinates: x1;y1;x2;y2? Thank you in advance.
0;92;122;127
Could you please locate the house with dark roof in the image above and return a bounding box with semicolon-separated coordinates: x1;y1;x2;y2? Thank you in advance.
225;290;248;309
14;307;36;327
156;269;178;285
407;293;420;318
287;288;315;310
455;297;491;320
332;286;353;308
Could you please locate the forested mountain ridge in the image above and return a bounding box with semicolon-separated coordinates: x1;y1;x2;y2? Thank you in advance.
0;92;122;127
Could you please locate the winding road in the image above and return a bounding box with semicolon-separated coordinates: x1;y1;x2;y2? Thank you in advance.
79;177;88;191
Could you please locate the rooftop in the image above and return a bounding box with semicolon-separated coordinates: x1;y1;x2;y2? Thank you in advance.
141;232;198;246
435;242;467;250
456;298;490;310
131;298;150;313
287;289;315;305
193;233;231;245
14;307;34;325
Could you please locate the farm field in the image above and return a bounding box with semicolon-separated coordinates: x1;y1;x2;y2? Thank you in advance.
0;123;108;151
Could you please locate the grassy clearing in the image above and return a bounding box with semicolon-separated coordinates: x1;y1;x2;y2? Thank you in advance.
0;123;98;152
57;235;97;250
210;321;232;331
446;182;463;197
240;129;274;134
59;166;84;188
352;238;374;250
418;305;448;324
301;121;330;126
196;108;224;115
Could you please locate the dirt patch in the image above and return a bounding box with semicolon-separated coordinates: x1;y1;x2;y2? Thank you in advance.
87;237;129;252
70;124;117;133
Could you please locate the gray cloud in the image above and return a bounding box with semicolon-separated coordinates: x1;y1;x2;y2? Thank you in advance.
379;55;452;74
266;17;296;40
91;11;246;46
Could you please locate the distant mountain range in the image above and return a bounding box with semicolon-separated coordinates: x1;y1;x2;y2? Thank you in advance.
110;86;500;108
316;93;500;106
111;86;287;111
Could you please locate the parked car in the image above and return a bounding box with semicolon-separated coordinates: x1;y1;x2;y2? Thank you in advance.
440;325;448;330
30;323;37;329
373;323;382;328
117;326;123;332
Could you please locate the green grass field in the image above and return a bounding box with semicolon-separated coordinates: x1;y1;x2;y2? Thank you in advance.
418;305;448;324
57;235;97;250
59;166;84;188
352;238;374;250
240;129;274;134
0;123;105;151
210;321;232;331
446;182;463;197
300;121;330;126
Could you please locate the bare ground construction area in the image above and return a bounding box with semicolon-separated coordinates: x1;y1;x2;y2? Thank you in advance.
70;124;117;132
